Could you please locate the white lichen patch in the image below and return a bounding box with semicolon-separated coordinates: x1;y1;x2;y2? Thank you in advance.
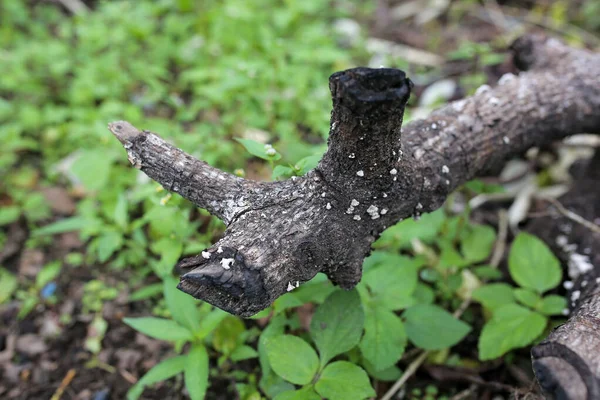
563;280;574;290
351;199;360;207
442;165;449;174
489;97;500;105
353;215;361;221
383;193;388;198
571;290;580;302
380;208;388;215
202;251;211;259
414;149;425;160
503;136;510;144
286;281;300;292
356;170;364;177
349;153;356;159
556;235;568;247
326;202;332;210
367;205;379;219
475;84;491;96
568;253;594;279
217;246;223;253
415;202;423;210
221;258;234;269
390;168;397;175
321;192;326;197
498;73;516;85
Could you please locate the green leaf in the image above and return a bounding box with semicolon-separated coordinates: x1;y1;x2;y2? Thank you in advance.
265;335;319;385
359;306;406;370
472;283;515;310
36;261;61;288
473;265;503;280
461;224;496;263
127;355;187;400
212;316;246;355
513;288;541;309
33;217;89;236
539;295;567;316
310;289;364;366
509;233;561;293
273;387;321;400
375;209;445;249
478;304;547;360
235;138;281;161
95;230;123;262
314;361;375;400
70;149;114;191
362;359;402;381
403;304;471;350
185;344;209;400
363;255;420;310
163;276;200;332
113;194;128;229
272;165;294;180
231;345;259;362
0;268;18;304
196;308;228;339
0;206;20;226
129;283;163;301
123;317;193;342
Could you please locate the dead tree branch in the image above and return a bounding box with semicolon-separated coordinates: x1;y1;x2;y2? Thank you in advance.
528;150;600;400
108;35;600;317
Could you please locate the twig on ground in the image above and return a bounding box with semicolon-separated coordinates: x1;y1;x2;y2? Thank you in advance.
50;369;76;400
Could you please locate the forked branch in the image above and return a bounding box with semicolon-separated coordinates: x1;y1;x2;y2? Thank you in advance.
109;35;600;317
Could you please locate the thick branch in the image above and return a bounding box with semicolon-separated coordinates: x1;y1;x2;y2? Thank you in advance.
528;151;600;400
109;34;600;317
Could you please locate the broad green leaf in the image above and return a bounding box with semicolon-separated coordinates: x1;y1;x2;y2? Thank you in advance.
539;295;567;316
272;165;294;180
0;268;18;304
403;304;471;350
273;387;321;400
235;138;281;161
509;233;561;293
163;276;200;332
310;289;364;366
472;283;515;310
127;355;187;400
185;344;209;400
212;316;246;355
359;306;406;370
375;209;445;249
36;261;61;288
461;224;496;263
363;255;420;310
478;304;547;360
315;361;375;400
231;345;259;362
70;149;113;191
0;206;20;226
513;288;541;309
95;230;123;262
123;317;193;342
196;308;228;339
437;241;468;270
265;335;319;385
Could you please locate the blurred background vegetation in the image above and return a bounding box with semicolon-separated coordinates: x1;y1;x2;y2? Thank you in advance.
1;0;599;399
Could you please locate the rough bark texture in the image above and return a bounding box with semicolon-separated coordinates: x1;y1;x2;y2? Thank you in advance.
528;150;600;400
108;34;600;317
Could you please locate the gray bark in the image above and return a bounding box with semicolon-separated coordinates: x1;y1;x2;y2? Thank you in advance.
108;34;600;318
528;151;600;400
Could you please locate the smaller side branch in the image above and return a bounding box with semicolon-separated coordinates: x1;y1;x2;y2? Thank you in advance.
108;121;251;224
